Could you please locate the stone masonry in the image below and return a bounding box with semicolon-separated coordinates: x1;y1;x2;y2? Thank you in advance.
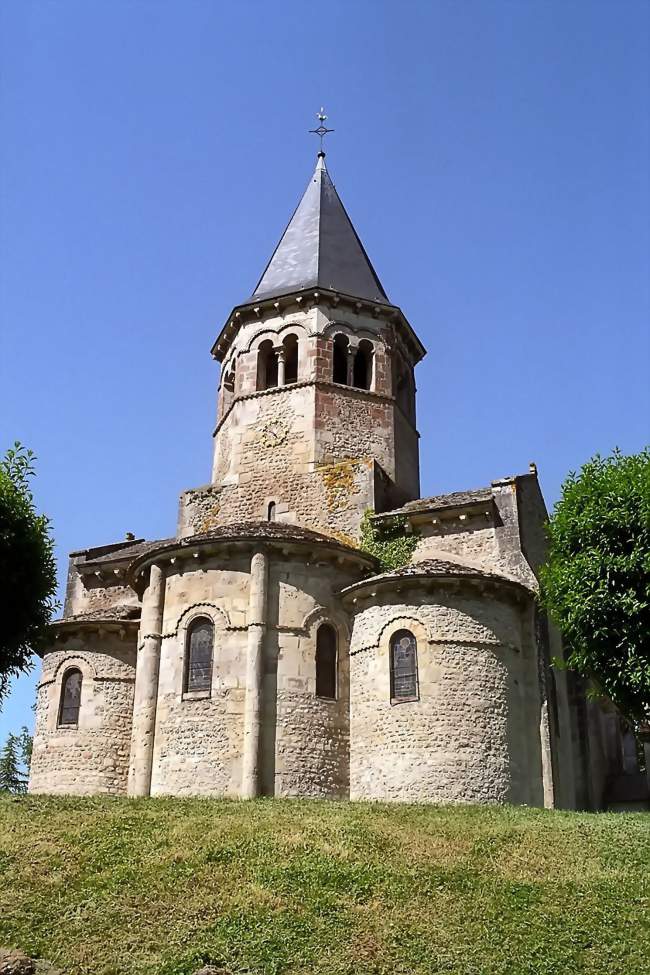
29;149;620;809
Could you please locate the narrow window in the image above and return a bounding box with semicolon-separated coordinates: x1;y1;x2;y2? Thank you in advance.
58;668;82;726
221;365;236;415
353;341;373;390
267;501;276;522
332;334;349;385
316;623;337;699
257;340;278;390
283;334;298;384
185;618;214;694
390;630;418;703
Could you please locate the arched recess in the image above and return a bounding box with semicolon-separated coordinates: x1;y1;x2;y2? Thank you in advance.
257;339;278;390
353;339;374;390
246;321;307;357
282;333;299;384
332;333;349;385
301;605;351;645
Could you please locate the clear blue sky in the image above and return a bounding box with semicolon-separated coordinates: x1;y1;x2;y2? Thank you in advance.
1;0;648;740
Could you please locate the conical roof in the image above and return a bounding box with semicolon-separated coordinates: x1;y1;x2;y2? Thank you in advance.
251;154;389;304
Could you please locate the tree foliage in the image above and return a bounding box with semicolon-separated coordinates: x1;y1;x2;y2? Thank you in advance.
0;732;27;794
0;443;57;704
540;448;650;721
360;510;419;572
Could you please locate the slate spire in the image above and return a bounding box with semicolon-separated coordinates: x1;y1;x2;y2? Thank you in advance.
251;153;389;304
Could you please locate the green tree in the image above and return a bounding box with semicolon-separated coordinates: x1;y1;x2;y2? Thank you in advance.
17;726;33;768
0;443;57;705
540;448;650;721
0;733;27;793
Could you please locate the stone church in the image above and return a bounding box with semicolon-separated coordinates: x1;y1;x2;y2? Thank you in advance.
29;148;623;809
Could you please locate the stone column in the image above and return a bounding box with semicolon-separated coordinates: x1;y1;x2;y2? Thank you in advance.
276;347;286;387
128;562;165;797
346;347;355;387
241;547;269;798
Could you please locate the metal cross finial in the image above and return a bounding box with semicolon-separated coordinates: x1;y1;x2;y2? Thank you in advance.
309;107;334;154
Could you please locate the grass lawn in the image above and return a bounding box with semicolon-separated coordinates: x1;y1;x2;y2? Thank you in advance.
0;796;648;975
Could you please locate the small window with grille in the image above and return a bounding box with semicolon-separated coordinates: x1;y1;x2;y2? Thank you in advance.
390;629;419;703
58;668;83;726
184;618;214;694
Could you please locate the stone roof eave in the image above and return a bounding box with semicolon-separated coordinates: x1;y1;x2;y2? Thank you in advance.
210;288;426;365
126;526;377;591
339;565;532;604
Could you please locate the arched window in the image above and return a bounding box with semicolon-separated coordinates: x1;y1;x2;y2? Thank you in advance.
58;668;82;726
267;501;277;522
184;618;214;694
283;334;298;385
353;340;373;390
316;623;337;699
257;340;278;391
390;630;418;703
332;334;349;385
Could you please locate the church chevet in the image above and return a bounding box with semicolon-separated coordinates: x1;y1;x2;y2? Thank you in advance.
29;144;624;810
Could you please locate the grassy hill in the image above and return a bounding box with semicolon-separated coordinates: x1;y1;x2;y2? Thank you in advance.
0;796;648;975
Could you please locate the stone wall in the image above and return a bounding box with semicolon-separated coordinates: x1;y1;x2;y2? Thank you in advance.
347;582;545;806
149;549;359;799
179;458;385;544
29;633;136;795
150;556;251;796
200;300;421;539
64;556;141;618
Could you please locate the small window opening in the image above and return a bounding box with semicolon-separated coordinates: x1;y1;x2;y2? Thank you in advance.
316;623;337;699
390;629;418;702
184;618;214;694
283;335;298;384
267;501;277;522
332;334;349;385
222;364;236;414
353;341;373;390
58;668;83;726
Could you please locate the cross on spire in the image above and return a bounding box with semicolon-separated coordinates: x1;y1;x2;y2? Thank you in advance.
309;108;334;155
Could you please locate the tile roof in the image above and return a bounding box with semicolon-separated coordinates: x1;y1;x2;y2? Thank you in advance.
341;557;529;594
54;604;141;626
374;487;493;520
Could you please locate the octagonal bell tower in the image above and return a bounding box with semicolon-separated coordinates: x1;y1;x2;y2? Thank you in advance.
178;149;426;544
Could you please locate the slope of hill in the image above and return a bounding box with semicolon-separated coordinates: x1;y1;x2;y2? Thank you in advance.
0;796;648;975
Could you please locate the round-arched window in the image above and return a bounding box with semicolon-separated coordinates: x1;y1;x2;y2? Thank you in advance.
184;618;214;694
58;668;83;726
390;630;418;703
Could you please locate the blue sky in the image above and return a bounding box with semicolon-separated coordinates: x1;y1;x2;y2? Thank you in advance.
1;0;648;740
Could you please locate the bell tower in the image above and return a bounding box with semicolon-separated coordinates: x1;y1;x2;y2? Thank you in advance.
178;139;426;543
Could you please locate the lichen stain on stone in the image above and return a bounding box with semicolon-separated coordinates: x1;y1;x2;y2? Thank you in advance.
319;459;362;513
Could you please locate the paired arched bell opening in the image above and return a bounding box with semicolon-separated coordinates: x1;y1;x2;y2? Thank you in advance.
257;334;299;391
332;334;374;391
